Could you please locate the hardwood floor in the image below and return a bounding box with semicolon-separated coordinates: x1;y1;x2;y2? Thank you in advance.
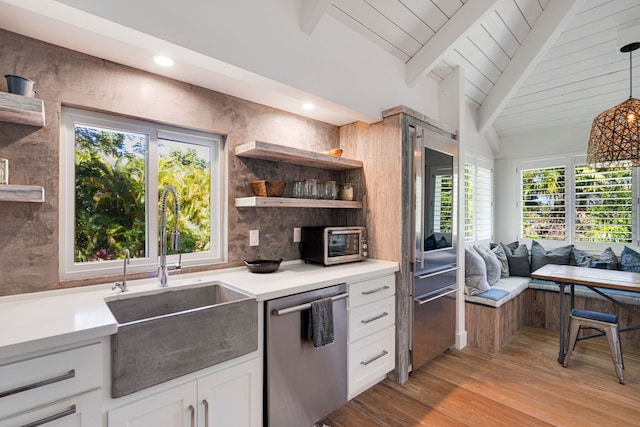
322;327;640;426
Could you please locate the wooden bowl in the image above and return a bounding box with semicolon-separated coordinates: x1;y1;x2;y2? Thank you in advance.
251;180;286;197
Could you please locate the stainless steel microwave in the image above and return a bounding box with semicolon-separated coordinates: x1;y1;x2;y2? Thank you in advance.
300;226;367;266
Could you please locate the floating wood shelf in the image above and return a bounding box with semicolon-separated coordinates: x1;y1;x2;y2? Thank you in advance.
235;140;362;170
0;184;45;202
235;196;362;209
0;92;45;127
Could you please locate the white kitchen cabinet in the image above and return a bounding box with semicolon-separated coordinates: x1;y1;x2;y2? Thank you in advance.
0;342;102;426
108;356;262;427
347;274;396;399
0;389;101;427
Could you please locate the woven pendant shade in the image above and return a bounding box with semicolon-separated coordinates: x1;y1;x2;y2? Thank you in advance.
587;97;640;167
587;42;640;167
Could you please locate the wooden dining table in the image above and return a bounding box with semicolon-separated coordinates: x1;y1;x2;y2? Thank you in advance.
530;264;640;364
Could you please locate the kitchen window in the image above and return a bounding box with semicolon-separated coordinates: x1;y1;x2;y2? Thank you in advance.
517;155;636;250
60;108;225;279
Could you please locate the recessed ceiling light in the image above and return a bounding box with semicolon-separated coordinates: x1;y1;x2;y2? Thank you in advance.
154;56;175;67
302;102;315;110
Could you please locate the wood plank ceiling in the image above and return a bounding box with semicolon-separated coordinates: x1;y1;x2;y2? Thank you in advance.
321;0;640;138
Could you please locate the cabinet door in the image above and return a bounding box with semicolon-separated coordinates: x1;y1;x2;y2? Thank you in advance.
108;382;196;427
0;389;101;427
197;357;262;427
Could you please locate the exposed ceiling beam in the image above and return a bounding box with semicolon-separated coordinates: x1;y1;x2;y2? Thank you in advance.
477;0;584;135
300;0;331;35
406;0;500;87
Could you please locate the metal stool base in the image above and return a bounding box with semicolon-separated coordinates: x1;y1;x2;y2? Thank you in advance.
563;310;624;384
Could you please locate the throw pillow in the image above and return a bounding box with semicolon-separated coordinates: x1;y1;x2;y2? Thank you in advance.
474;245;501;286
465;248;490;295
491;241;518;252
492;244;509;277
598;247;619;270
530;240;573;272
572;248;593;268
621;246;640;272
502;243;530;277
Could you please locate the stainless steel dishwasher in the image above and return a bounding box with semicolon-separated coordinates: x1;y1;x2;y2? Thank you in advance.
265;283;348;427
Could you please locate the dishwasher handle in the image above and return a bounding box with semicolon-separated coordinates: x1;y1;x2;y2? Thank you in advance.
414;286;458;306
272;292;348;316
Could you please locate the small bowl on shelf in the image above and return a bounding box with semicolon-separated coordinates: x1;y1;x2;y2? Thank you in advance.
324;148;343;157
243;259;283;273
251;180;286;197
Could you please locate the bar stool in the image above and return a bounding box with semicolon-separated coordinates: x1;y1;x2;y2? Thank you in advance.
563;308;624;384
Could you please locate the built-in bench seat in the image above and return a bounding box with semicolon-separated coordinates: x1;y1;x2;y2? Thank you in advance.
465;277;640;353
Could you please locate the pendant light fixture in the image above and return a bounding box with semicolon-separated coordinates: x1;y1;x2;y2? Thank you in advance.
587;42;640;167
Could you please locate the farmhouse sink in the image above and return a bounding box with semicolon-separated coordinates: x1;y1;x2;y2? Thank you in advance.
106;282;258;397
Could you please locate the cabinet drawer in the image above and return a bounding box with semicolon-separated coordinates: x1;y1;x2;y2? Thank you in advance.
349;296;395;342
0;388;101;427
348;326;395;399
349;275;395;308
0;343;102;418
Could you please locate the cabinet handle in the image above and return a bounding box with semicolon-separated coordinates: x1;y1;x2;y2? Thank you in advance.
22;404;76;427
202;399;209;427
360;350;388;366
0;369;75;398
361;312;389;324
361;286;389;295
188;405;195;427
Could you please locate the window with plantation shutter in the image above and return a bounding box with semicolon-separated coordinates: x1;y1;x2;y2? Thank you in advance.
574;165;632;243
464;156;493;244
476;165;492;241
464;163;474;241
521;166;566;240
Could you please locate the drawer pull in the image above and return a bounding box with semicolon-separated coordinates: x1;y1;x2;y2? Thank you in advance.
22;404;76;427
0;369;75;398
361;286;390;295
203;399;209;427
188;405;196;427
360;350;388;366
361;312;389;324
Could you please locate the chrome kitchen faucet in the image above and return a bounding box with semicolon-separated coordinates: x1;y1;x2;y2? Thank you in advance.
112;249;130;292
160;184;181;286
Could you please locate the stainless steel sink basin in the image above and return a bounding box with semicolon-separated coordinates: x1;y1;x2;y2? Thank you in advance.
106;282;258;398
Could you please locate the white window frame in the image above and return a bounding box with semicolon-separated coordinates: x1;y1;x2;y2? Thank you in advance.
516;154;639;253
60;107;227;280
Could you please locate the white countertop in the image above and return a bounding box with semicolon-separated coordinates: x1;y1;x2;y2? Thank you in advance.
1;259;398;360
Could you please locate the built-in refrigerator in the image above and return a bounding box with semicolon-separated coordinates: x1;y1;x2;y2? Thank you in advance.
407;117;459;371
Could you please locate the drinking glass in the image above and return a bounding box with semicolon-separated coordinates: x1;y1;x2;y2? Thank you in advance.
0;158;8;185
292;180;304;198
304;178;317;199
324;181;337;200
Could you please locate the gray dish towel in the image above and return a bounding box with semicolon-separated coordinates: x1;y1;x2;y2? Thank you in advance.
306;297;334;348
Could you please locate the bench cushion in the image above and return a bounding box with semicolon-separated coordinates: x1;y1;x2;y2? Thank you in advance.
465;276;530;308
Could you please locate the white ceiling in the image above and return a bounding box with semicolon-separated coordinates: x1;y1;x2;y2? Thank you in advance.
0;0;638;140
319;0;640;137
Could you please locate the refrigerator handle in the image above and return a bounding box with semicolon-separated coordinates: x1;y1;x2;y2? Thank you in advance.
415;127;426;270
415;287;458;305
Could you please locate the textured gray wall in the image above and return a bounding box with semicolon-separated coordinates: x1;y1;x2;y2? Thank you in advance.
0;29;351;295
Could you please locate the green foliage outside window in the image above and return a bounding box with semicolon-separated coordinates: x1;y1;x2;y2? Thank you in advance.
521;167;566;240
74;125;212;263
574;165;632;243
521;164;632;243
74;126;146;262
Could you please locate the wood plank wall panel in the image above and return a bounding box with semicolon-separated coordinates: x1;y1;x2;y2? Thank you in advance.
340;115;411;382
525;289;640;348
465;291;527;354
